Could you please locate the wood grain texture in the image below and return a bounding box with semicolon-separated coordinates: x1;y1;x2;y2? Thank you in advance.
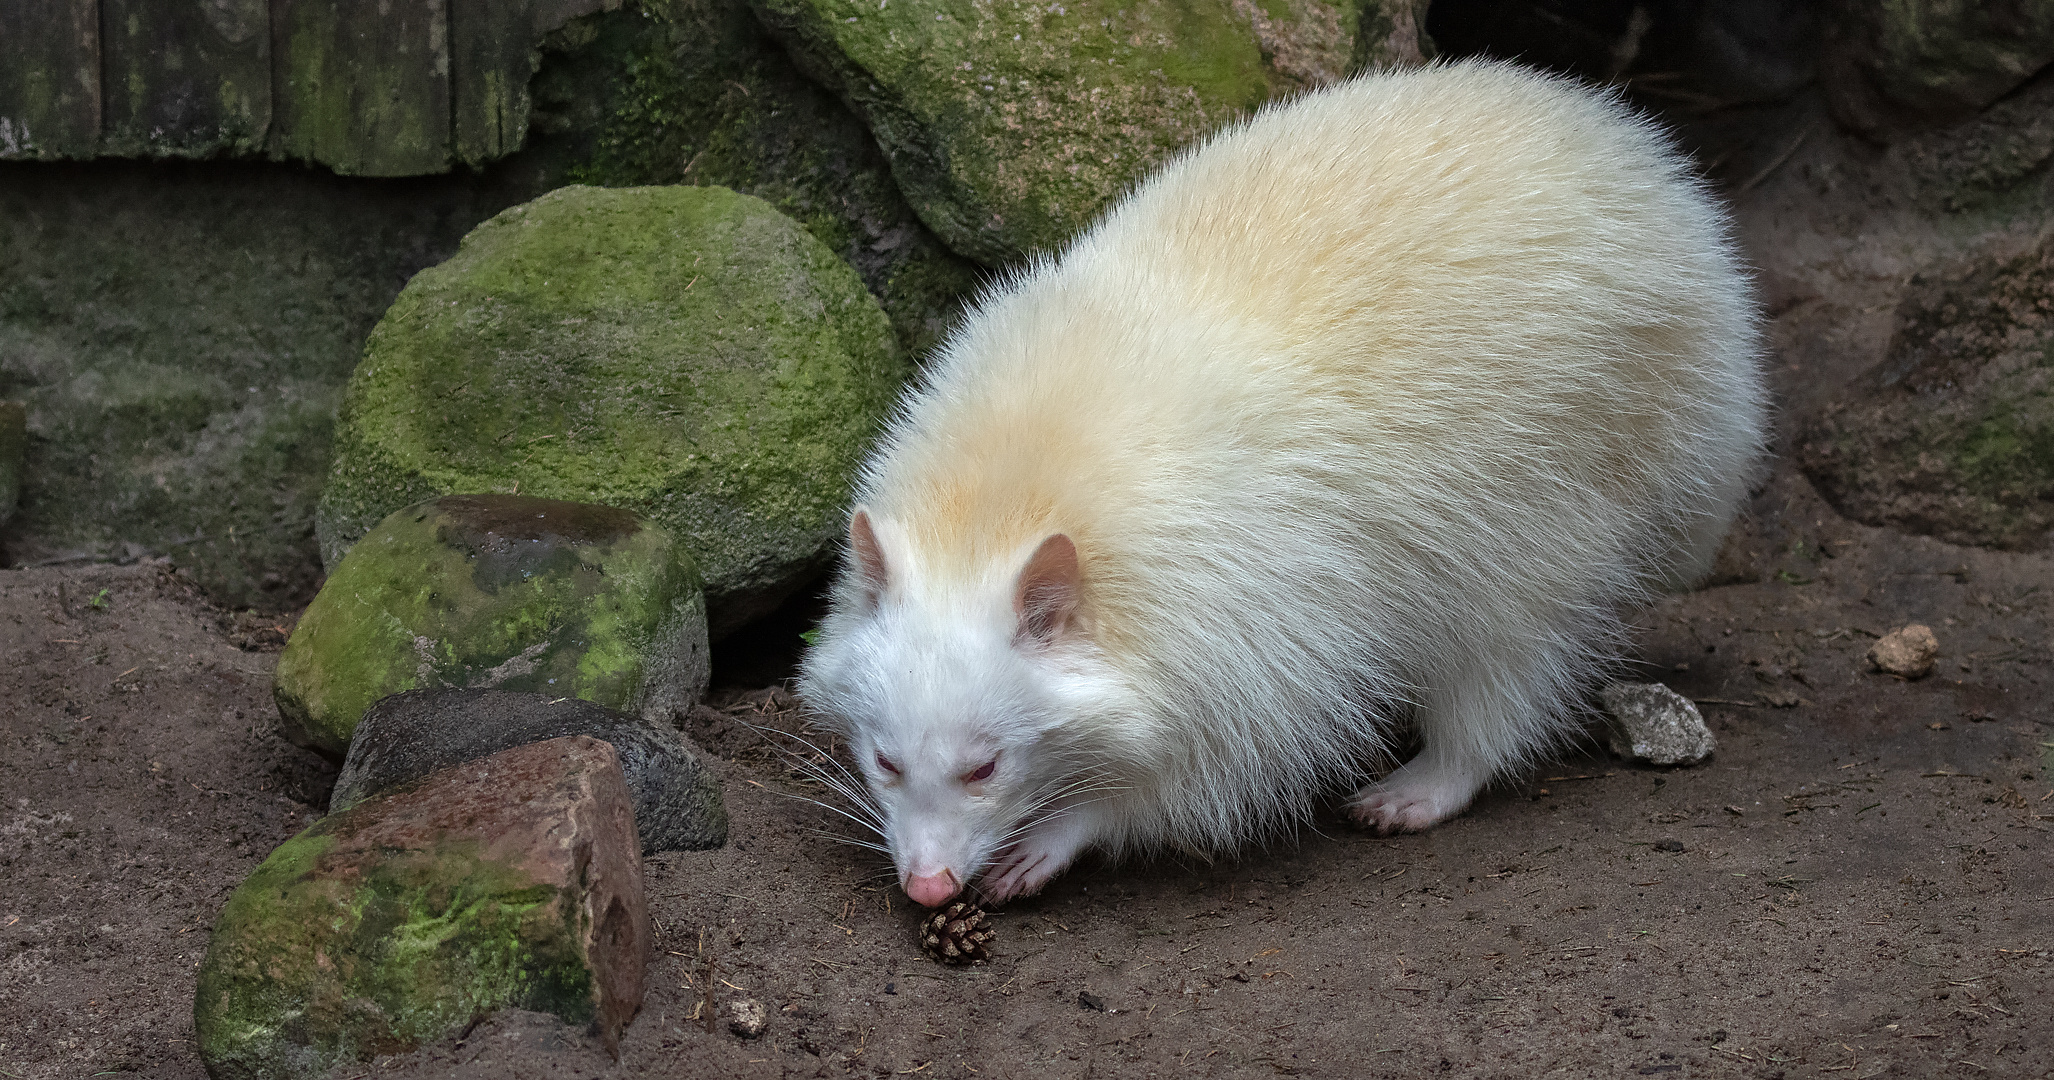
268;0;454;175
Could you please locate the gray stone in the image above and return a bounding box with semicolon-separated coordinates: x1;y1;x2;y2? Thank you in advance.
1601;682;1716;767
316;184;906;634
726;998;769;1038
333;689;728;854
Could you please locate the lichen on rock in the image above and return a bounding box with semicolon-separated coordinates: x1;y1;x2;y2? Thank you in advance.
278;494;709;758
316;184;906;634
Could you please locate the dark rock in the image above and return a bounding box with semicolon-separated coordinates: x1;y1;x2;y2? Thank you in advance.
1801;234;2054;550
274;494;709;757
0;401;23;529
1823;0;2054;139
0;162;528;611
333;689;728;853
194;736;650;1080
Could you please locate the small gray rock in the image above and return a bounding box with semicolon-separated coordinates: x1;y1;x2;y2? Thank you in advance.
332;689;727;853
1600;682;1715;766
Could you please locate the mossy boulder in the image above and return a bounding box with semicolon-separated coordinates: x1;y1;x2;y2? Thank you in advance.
194;736;648;1080
316;184;905;634
1802;235;2054;550
530;0;983;358
277;494;709;759
750;0;1428;265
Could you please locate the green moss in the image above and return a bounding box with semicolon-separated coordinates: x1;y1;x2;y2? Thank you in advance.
195;818;601;1080
751;0;1358;263
316;185;904;633
277;495;704;757
529;0;981;356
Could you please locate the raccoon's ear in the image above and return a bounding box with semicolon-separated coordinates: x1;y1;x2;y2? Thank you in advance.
848;509;891;605
1013;533;1081;645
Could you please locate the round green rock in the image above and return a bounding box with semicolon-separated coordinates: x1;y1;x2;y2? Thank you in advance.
277;494;708;758
315;184;906;633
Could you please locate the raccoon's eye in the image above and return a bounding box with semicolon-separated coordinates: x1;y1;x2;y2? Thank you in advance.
965;758;996;783
876;753;901;776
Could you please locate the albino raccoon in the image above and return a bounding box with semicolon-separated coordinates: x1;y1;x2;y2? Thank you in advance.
798;60;1765;908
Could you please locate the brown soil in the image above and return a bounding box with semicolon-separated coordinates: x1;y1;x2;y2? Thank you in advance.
5;94;2054;1080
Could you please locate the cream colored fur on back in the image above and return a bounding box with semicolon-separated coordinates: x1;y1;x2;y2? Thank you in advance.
801;61;1765;894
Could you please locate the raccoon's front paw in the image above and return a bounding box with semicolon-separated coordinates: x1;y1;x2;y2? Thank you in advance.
978;814;1094;904
1347;758;1485;834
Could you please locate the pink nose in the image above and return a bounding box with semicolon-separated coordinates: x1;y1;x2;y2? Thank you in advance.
904;869;961;907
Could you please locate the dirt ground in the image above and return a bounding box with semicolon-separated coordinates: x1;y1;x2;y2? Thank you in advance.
5;92;2054;1079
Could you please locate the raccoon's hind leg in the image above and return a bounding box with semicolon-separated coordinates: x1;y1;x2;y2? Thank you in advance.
1347;649;1565;833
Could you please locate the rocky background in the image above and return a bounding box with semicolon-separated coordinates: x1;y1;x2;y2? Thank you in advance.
4;0;2054;1077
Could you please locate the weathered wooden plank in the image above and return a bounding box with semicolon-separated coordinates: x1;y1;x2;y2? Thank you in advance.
99;0;272;158
448;0;618;166
269;0;454;176
0;0;101;159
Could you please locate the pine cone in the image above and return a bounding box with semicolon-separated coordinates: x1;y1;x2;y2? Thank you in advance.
919;902;995;964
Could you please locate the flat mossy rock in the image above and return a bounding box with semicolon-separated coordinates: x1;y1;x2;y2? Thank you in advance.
751;0;1428;265
333;689;729;854
277;494;709;758
194;736;648;1080
317;184;905;633
1801;234;2054;550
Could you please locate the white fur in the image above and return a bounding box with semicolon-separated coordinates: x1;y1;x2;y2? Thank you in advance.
798;60;1766;905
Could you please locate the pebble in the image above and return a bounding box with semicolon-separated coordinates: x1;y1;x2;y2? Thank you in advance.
728;998;769;1039
1867;624;1938;679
